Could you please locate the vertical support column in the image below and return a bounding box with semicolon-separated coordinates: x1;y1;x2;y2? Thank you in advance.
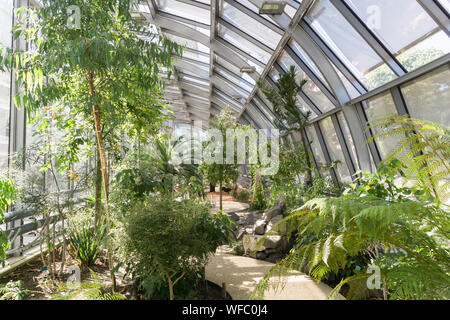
314;122;339;183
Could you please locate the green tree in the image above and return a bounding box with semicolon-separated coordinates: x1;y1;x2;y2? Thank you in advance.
0;0;182;286
201;107;248;211
258;65;313;187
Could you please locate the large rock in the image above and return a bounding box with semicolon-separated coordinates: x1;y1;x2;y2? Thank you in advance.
243;234;266;253
263;205;283;223
253;219;266;235
263;235;284;249
266;215;287;235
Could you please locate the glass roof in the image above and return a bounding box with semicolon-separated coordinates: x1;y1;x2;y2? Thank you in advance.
133;0;449;126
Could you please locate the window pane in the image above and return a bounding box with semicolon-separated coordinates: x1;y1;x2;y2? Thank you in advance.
215;68;254;93
222;2;282;50
364;92;401;159
401;65;450;127
290;40;328;88
345;0;450;72
216;55;256;85
337;112;359;172
320;117;352;184
218;24;271;64
0;0;12;168
166;34;209;53
305;125;329;176
306;0;397;90
156;0;210;25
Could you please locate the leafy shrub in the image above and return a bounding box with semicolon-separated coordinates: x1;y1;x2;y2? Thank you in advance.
0;280;30;300
121;195;230;300
67;210;106;266
0;178;19;266
230;188;250;201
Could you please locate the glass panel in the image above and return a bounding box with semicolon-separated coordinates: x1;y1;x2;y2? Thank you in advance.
290;40;328;87
437;0;450;13
216;69;253;94
345;0;450;72
305;125;328;176
156;0;210;25
180;74;209;86
236;0;293;24
215;56;256;86
401;65;450;127
218;24;271;64
166;34;209;53
364;92;401;159
337;112;359;172
279;51;335;112
305;0;397;90
0;0;12;168
222;2;282;50
320;117;352;184
253;97;274;123
182;50;210;64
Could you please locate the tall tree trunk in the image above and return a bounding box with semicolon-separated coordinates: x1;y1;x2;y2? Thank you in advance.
94;149;102;228
219;180;223;211
88;72;116;290
299;128;313;188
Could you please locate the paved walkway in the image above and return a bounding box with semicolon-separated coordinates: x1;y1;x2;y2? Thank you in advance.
206;246;344;300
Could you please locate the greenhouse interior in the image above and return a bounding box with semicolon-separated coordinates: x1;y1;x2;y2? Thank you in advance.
0;0;449;304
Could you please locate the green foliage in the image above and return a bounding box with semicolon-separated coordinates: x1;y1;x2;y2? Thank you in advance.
253;159;450;300
268;142;308;209
0;280;30;300
304;175;343;201
120;195;230;299
0;178;19;266
67;219;106;266
230;188;251;201
258;65;313;186
49;270;126;300
250;167;266;210
368;114;450;204
201;107;250;209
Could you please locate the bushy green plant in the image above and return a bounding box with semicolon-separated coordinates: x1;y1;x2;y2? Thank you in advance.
67;209;106;266
121;195;230;300
0;178;19;266
0;281;30;300
230;188;250;201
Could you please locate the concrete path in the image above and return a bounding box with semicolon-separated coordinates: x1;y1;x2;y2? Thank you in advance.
206;247;344;300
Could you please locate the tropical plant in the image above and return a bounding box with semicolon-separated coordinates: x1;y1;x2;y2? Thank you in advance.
368;114;450;204
121;195;230;300
0;0;182;287
0;280;30;300
258;65;313;187
268;141;308;209
252;161;450;300
67;220;106;267
0;178;19;266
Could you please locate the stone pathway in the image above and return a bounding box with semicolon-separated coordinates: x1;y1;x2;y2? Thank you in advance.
207;196;344;300
206;246;344;300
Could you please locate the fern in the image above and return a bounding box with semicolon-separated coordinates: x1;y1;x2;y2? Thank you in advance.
368;114;450;204
49;270;126;300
